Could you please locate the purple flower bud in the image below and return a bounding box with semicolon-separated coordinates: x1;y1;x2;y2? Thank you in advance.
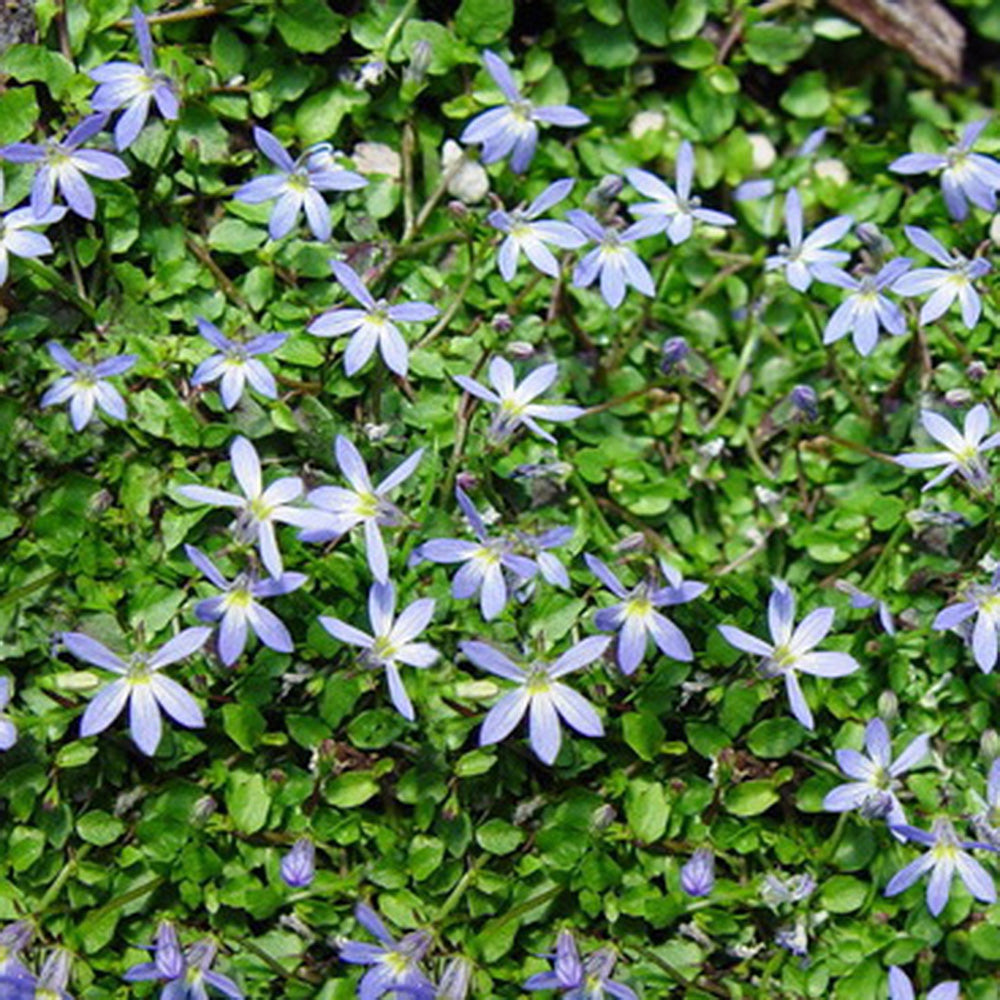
588;174;624;204
968;360;988;382
661;336;690;374
680;848;715;897
789;384;818;420
854;222;892;258
280;837;316;888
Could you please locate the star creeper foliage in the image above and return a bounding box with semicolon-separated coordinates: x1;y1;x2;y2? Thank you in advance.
307;259;437;377
178;435;325;579
453;356;584;444
584;553;702;675
814;258;912;356
234;127;366;242
887;967;959;1000
486;178;586;280
885;818;997;916
460;50;589;173
319;581;438;721
763;187;853;292
62;627;210;756
185;544;305;666
304;436;423;583
889;118;1000;221
190;318;287;410
39;342;136;431
895;404;1000;493
624;141;735;244
338;902;434;1000
88;5;180;151
566;209;655;308
822;718;929;837
0;113;129;220
893;225;991;329
461;636;610;765
718;579;860;730
413;487;537;620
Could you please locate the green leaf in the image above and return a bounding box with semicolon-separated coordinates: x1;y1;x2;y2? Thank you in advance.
77;810;125;846
779;71;830;119
819;875;868;914
0;44;75;98
227;773;272;834
625;779;669;842
222;703;267;753
408;835;445;880
724;780;779;817
586;0;624;27
275;0;346;54
326;772;379;808
208;219;266;254
476;818;525;855
622;711;666;761
745;718;804;758
669;0;706;41
454;0;514;45
576;23;640;69
0;87;39;145
626;0;668;45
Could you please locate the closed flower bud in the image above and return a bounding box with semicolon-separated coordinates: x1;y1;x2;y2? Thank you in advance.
877;689;899;722
490;313;512;335
982;729;1000;762
591;803;617;830
967;360;988;382
680;848;715;897
438;955;474;999
404;40;432;85
789;384;818;420
281;837;316;888
661;336;690;374
944;388;973;407
854;222;893;258
506;338;534;357
587;175;624;206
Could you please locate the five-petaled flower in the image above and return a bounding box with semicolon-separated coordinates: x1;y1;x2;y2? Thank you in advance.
462;636;610;765
625;141;735;245
413;487;537;621
453;357;584;444
895;404;1000;493
191;318;287;411
893;225;991;329
524;929;637;1000
566;210;655;309
887;966;959;1000
487;178;586;280
933;565;1000;672
0;113;129;219
460;50;588;173
178;435;326;579
885;817;997;917
764;187;852;292
822;718;929;838
320;581;438;721
718;579;860;730
584;553;703;675
63;627;210;756
305;436;423;583
234;127;366;242
40;342;136;431
88;5;180;151
307;260;437;377
814;258;912;356
186;544;305;666
889;118;1000;222
125;930;243;1000
338;902;434;1000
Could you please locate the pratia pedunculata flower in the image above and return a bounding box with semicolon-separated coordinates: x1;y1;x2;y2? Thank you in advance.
885;818;997;916
462;636;610;765
178;436;326;579
487;178;586;280
0;172;66;285
814;258;912;356
40;342;136;431
320;582;437;721
625;142;735;244
0;921;32;984
0;677;16;751
566;210;655;309
338;902;434;1000
460;50;589;173
822;718;929;837
585;554;703;675
6;948;74;1000
680;849;715;898
889;118;1000;222
186;544;305;666
893;225;991;329
516;526;574;590
887;966;959;1000
413;487;537;620
0;113;129;219
280;838;316;889
190;318;287;410
307;259;437;377
764;187;852;292
524;929;637;999
932;565;1000;672
63;628;210;756
124;920;185;987
127;930;243;1000
972;758;1000;848
304;436;423;583
88;5;180;150
718;579;860;730
895;404;1000;493
453;357;584;444
234;127;366;242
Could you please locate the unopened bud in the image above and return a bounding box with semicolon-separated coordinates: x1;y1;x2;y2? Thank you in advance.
967;360;988;382
982;729;1000;761
877;689;899;723
661;336;690;374
680;849;715;898
789;384;818;420
404;40;432;86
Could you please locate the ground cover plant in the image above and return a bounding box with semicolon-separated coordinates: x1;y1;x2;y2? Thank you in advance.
5;0;1000;997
